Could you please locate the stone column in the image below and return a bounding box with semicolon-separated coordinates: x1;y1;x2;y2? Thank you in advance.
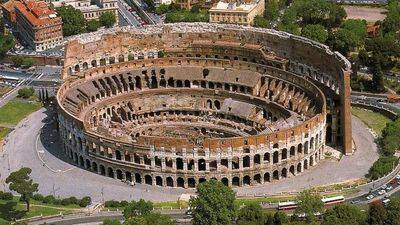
161;158;166;171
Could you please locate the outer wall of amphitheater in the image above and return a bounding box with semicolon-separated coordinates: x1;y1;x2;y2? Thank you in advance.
56;23;352;188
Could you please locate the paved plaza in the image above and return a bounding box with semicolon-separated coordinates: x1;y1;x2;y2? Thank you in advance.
0;106;379;202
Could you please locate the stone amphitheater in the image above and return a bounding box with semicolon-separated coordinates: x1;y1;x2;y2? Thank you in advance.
56;23;352;188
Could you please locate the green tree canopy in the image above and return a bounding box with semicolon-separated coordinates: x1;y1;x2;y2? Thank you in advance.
99;12;116;28
101;219;121;225
341;19;367;41
0;34;15;59
294;190;323;223
253;15;270;28
368;203;388;225
57;5;86;36
386;197;400;225
17;87;35;99
123;199;153;219
236;203;269;225
189;180;236;225
5;167;38;212
329;28;359;56
86;20;100;32
124;213;176;225
322;204;366;225
301;24;328;43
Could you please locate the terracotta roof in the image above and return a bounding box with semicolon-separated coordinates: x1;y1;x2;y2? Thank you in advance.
2;0;16;13
13;0;60;27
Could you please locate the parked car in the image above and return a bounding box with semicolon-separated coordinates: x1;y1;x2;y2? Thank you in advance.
366;194;374;200
378;189;387;195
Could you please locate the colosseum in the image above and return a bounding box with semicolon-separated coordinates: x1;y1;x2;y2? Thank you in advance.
56;23;352;188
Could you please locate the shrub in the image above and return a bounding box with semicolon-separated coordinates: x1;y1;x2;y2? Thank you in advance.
61;197;78;205
32;193;44;201
79;196;92;207
368;156;399;180
17;87;35;99
0;191;13;200
42;195;56;204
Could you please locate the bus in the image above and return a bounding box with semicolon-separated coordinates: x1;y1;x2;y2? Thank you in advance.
278;195;345;210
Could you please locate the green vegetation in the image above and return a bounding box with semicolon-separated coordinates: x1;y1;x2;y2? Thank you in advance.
17;87;35;99
0;127;10;141
32;194;91;207
86;20;101;32
57;5;87;36
6;167;38;211
0;34;15;59
156;3;208;23
301;24;328;43
368;156;398;180
0;98;41;126
294;190;324;223
122;199;176;225
99;12;116;28
351;107;391;136
10;56;35;68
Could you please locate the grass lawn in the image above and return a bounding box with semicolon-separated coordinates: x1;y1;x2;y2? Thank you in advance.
0;98;41;126
0;86;12;98
0;197;80;222
351;106;391;136
0;127;10;141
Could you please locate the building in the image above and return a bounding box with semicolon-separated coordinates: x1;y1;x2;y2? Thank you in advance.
57;23;352;188
209;0;264;26
49;0;118;25
2;0;63;51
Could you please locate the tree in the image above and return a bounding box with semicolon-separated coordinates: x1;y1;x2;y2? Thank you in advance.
253;16;270;28
340;19;367;41
329;28;358;56
368;203;388;225
386;197;400;225
17;87;35;99
273;211;289;225
294;190;323;223
368;156;398;180
123;199;153;219
101;219;121;225
322;204;366;225
236;203;267;225
265;0;279;22
5;167;38;211
99;12;116;28
124;213;176;225
0;34;15;59
189;180;236;225
301;24;328;43
57;6;86;36
86;20;100;32
326;4;346;28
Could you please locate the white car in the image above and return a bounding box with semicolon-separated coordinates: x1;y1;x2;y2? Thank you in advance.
386;185;393;191
378;190;387;195
396;174;400;179
366;194;374;200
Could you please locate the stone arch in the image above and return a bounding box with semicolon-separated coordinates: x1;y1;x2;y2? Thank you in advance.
290;165;295;176
264;172;270;182
91;60;97;67
263;152;270;162
116;169;123;180
253;174;261;184
100;165;106;175
79;155;84;167
232;177;240;186
135;173;142;183
198;158;206;171
273;151;279;164
199;178;207;184
145;175;152;185
92;162;98;172
290;146;295;157
273;170;279;180
254;154;261;165
125;172;132;181
221;177;229;186
85;159;91;169
243;156;250;168
177;177;185;188
304;159;309;170
184;80;191;87
166;177;174;187
281;148;287;160
304;141;309;154
82;62;88;70
107;167;114;178
243;175;251;186
298;143;303;154
188;178;196;188
176;158;183;170
281;168;288;178
115;150;122;160
156;176;163;186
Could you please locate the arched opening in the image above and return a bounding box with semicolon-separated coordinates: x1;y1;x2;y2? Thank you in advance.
209;160;217;171
264;172;270;182
243;156;250;168
156;176;163;186
115;150;122;160
263;152;270;163
126;172;132;182
281;168;287;178
145;175;152;185
166;177;174;187
326;126;332;143
297;163;302;173
273;170;279;180
290;146;295;157
304;159;309;170
232;177;240;187
135;76;142;89
254;154;261;165
100;165;106;175
214;100;221;110
254;174;261;184
107;168;114;178
177;80;183;87
125;154;131;162
304;141;309;154
177;177;185;188
92;162;98;172
176;158;183;170
281;148;287;160
199;178;206;184
243;176;251;186
188;159;195;170
116;169;123;180
79;156;84;167
184;80;190;87
232;157;239;169
273;151;279;164
198;159;206;171
91;60;97;67
290;165;295;176
298;143;303;154
135;173;142;183
188;178;196;188
221;178;229;186
85;159;91;169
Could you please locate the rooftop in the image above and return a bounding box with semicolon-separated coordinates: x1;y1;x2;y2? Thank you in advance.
13;0;60;26
211;0;258;12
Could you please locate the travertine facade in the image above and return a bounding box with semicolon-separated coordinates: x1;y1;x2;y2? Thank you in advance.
57;23;352;188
